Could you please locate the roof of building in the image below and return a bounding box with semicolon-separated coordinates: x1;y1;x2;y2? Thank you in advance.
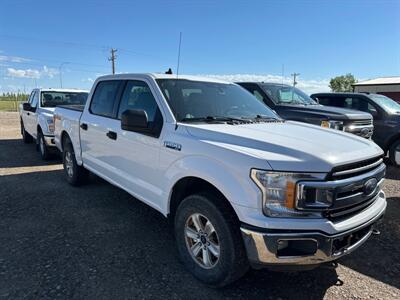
353;76;400;86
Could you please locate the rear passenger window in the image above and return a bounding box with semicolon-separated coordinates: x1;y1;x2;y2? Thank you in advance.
90;81;121;117
117;80;159;121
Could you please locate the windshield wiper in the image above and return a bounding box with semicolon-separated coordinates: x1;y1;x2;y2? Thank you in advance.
180;116;252;124
253;114;280;121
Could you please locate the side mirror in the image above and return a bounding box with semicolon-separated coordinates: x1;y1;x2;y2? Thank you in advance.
22;102;32;111
121;109;149;132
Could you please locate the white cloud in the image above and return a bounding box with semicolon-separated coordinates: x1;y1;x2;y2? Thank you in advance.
0;54;31;63
201;74;330;94
6;66;58;79
81;77;94;83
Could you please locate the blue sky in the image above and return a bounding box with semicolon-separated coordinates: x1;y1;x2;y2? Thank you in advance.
0;0;399;94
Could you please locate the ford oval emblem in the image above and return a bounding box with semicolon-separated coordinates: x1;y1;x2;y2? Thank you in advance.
361;128;370;137
363;178;378;196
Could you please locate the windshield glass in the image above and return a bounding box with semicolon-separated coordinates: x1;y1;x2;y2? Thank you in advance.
41;91;88;107
156;79;279;122
261;84;317;105
369;94;400;114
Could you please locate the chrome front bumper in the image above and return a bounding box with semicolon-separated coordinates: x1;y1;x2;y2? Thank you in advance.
43;135;56;147
241;205;385;268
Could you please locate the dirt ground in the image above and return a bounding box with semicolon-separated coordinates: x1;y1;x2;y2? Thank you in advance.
0;112;399;299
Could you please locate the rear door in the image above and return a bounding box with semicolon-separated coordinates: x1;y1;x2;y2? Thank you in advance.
79;80;124;180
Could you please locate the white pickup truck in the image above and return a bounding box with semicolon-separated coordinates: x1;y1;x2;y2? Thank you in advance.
54;74;386;286
19;88;88;159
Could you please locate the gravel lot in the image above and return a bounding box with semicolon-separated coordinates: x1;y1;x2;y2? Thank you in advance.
0;112;399;299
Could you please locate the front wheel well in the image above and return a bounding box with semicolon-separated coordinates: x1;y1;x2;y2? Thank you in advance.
168;177;238;222
60;131;71;152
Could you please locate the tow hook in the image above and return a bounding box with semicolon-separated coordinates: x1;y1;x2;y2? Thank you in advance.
372;228;380;236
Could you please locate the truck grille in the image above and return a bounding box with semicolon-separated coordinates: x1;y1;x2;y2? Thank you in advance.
329;156;383;180
344;119;373;139
296;156;385;222
327;157;385;221
351;119;373;126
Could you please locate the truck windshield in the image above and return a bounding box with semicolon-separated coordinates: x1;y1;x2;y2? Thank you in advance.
156;79;279;122
261;84;317;105
41;91;88;107
369;94;400;114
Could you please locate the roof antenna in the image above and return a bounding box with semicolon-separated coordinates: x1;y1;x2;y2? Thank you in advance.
165;68;173;74
176;32;182;78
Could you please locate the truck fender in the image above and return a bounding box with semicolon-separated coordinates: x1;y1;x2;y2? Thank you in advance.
165;155;261;217
60;119;83;166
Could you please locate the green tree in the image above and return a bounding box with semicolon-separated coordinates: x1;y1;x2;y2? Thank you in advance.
329;74;357;92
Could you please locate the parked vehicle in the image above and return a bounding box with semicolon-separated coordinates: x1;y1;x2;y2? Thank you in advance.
237;82;374;139
54;74;386;286
19;88;89;159
311;92;400;167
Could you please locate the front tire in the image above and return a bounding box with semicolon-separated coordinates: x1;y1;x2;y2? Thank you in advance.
174;193;249;287
389;139;400;167
63;141;88;186
37;131;50;160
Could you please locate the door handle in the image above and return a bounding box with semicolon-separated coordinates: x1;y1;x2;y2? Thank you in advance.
106;131;117;140
80;123;88;130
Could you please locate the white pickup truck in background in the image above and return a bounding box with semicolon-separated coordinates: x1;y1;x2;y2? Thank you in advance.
19;88;88;159
54;74;386;286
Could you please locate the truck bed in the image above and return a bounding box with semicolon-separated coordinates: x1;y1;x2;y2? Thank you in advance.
57;104;85;112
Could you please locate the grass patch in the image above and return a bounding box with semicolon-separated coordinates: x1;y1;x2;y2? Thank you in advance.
0;101;24;111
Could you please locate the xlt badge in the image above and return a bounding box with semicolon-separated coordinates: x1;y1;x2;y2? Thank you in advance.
164;141;182;151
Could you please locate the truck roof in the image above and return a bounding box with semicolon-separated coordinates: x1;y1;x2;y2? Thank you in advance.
310;92;380;97
35;88;89;93
96;73;232;84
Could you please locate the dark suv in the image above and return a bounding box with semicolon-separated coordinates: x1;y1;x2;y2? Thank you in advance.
237;82;374;139
311;92;400;167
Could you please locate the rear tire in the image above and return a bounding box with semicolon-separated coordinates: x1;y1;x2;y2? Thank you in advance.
63;140;88;186
21;121;33;144
37;131;50;160
174;193;249;287
389;139;400;167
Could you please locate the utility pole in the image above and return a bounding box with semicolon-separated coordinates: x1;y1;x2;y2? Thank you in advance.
291;73;300;87
109;48;117;74
59;62;69;88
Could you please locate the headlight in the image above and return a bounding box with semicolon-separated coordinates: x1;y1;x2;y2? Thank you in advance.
46;118;55;133
321;120;344;130
250;170;326;218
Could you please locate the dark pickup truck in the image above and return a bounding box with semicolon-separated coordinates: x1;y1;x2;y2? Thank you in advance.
311;92;400;167
237;82;374;139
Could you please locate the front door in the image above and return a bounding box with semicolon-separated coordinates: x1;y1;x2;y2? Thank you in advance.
112;79;165;210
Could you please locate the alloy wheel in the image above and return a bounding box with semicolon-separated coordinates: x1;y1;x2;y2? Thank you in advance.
64;151;74;177
185;213;220;269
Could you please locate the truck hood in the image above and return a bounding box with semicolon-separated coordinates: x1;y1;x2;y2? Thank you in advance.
184;121;382;172
276;104;371;121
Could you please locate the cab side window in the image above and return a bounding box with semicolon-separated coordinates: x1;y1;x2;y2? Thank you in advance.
117;81;159;121
90;80;122;118
344;97;377;115
30;91;39;109
117;80;163;137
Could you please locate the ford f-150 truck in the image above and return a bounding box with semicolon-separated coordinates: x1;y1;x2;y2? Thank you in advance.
237;82;374;139
19;88;88;159
54;74;386;286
